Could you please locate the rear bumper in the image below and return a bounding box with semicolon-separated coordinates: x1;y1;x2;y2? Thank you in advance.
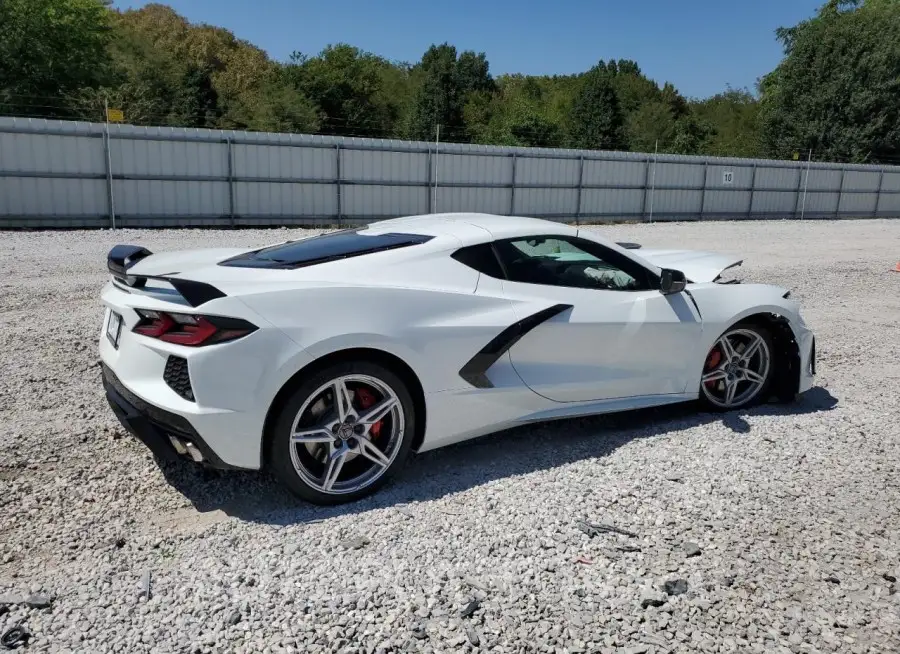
102;363;245;470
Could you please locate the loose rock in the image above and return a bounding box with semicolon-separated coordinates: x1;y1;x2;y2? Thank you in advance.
662;579;689;596
24;593;52;609
1;221;899;652
341;536;370;550
460;599;480;618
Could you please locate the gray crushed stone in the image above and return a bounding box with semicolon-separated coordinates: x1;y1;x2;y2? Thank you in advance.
1;219;899;653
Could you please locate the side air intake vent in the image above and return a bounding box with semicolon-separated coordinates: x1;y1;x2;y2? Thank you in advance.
163;356;194;401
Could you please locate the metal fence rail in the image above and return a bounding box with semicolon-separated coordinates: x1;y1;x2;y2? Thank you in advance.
1;117;899;228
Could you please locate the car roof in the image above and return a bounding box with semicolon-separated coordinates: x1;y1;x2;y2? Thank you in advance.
365;212;582;247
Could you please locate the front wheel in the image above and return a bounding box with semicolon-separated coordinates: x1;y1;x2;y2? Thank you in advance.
699;324;774;411
268;360;415;505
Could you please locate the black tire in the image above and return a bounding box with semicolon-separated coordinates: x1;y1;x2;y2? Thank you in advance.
698;322;776;412
267;359;416;505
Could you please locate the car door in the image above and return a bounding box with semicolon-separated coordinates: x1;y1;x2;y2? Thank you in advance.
494;235;703;403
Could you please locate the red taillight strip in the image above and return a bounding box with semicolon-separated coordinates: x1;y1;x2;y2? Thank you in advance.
134;312;174;338
132;310;256;347
158;317;219;346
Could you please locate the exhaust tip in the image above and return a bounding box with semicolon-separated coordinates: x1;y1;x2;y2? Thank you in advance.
168;435;188;456
184;441;205;463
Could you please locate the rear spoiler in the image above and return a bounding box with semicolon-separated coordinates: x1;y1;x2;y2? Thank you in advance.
107;244;226;308
616;242;642;250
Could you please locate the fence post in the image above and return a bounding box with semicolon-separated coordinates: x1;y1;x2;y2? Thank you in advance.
225;138;235;227
426;145;433;214
432;124;441;213
699;162;708;220
874;169;885;217
102;131;116;229
647;141;659;222
641;156;651;221
834;168;845;219
798;149;812;220
747;164;757;219
335;144;342;227
575;155;584;225
509;153;517;216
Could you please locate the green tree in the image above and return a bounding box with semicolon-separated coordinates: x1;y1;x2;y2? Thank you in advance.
108;3;319;132
692;88;762;157
569;68;625;150
759;0;900;163
0;0;113;116
604;60;659;115
626;101;677;153
670;113;712;155
409;44;494;141
286;44;400;138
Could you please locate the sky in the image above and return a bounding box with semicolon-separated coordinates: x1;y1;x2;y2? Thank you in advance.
111;0;824;99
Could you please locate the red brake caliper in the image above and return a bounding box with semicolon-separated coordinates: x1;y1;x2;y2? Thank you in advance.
355;387;383;439
704;348;723;388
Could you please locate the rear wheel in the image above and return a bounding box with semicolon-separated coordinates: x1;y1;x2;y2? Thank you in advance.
268;360;415;505
699;324;774;411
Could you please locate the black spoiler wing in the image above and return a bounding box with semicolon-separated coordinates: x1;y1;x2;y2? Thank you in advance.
107;244;226;308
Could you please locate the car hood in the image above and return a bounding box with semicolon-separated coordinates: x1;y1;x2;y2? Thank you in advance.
634;248;743;283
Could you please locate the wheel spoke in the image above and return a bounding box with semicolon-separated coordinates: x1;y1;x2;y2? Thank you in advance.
333;378;355;422
358;438;391;469
321;449;347;491
702;369;727;383
358;397;398;425
724;381;738;406
291;427;334;444
718;335;737;360
742;368;765;384
289;373;406;495
740;335;763;363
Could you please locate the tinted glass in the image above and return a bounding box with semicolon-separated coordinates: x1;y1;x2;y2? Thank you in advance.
451;244;505;279
494;236;645;291
220;229;433;268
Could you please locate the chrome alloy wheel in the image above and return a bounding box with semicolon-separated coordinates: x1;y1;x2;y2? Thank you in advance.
288;374;405;495
700;328;771;409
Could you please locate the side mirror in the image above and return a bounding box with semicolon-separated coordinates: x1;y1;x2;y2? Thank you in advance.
660;268;687;294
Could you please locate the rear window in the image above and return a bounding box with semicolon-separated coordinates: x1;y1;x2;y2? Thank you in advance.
219;229;434;269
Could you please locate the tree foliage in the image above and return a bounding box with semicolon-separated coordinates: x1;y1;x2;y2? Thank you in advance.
759;0;900;163
0;0;112;115
1;1;897;161
409;44;494;141
570;68;625;149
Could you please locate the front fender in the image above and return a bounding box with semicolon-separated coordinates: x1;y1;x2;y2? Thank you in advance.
688;283;801;330
685;283;813;393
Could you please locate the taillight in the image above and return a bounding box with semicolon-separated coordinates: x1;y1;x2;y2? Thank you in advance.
133;310;256;346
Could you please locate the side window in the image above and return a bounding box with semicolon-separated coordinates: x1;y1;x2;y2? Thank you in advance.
451;243;505;279
494;236;650;291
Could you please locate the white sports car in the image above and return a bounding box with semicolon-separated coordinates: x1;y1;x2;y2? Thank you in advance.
99;213;816;504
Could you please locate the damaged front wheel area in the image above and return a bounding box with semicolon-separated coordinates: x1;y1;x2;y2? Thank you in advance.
699;324;775;411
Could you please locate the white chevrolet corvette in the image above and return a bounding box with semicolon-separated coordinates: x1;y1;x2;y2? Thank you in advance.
99;213;816;504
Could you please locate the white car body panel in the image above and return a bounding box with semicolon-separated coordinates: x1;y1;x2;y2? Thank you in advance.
632;248;743;283
98;212;816;471
498;278;703;402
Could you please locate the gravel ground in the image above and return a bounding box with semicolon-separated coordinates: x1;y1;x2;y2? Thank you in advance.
1;218;899;654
